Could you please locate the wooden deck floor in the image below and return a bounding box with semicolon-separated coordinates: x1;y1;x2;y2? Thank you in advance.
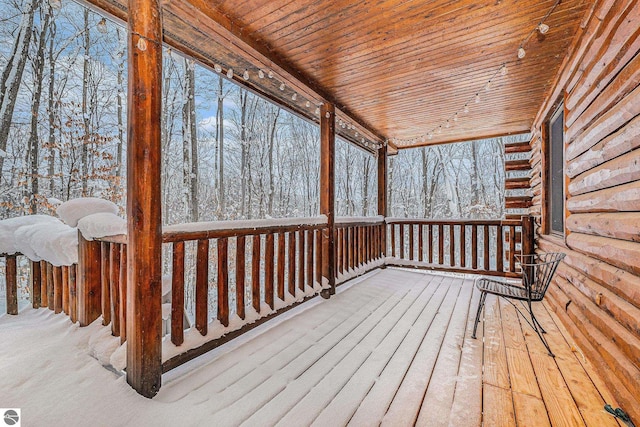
158;268;623;427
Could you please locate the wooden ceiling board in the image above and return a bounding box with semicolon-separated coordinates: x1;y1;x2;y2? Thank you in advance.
83;0;591;149
191;0;590;147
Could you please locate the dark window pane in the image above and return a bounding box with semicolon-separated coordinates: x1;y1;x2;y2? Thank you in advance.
550;109;564;234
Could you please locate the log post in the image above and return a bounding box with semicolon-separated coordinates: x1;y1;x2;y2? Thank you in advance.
378;145;387;259
77;234;102;325
31;260;41;308
320;103;335;296
5;255;18;315
126;0;163;398
521;215;536;284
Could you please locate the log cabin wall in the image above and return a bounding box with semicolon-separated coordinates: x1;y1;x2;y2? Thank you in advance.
529;0;640;420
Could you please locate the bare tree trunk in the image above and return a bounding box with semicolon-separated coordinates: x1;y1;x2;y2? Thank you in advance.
47;18;57;196
27;7;51;213
188;63;198;222
217;76;225;217
115;27;125;200
181;59;192;221
0;0;36;176
362;156;371;216
267;108;280;216
239;89;248;217
80;9;90;196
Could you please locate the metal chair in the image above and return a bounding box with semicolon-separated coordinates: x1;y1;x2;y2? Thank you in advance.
471;252;565;357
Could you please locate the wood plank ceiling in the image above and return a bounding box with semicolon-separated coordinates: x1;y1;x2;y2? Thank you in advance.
87;0;591;150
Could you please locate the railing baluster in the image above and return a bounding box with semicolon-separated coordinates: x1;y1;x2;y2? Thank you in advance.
460;225;466;268
509;225;516;273
350;226;355;269
315;229;323;285
471;225;478;270
47;263;54;310
342;227;348;272
483;225;490;271
265;233;275;309
218;237;229;327
53;265;62;313
69;264;77;324
409;224;415;261
418;224;424;262
31;261;41;309
101;242;111;325
288;232;296;296
428;224;433;264
5;255;17;315
119;245;127;343
252;235;261;313
40;260;48;307
62;266;70;315
307;229;314;289
236;236;246;320
496;225;504;272
399;224;405;259
196;239;209;336
336;228;342;275
449;225;455;267
390;224;396;257
298;230;305;291
171;241;185;346
438;224;444;265
277;232;286;301
109;243;120;334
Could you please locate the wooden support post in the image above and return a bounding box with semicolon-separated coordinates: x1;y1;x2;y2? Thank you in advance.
5;255;18;315
31;260;41;309
320;103;336;296
521;216;535;284
69;264;77;323
77;234;102;325
126;0;163;398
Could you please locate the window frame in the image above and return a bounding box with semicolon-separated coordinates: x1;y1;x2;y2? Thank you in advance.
545;103;565;237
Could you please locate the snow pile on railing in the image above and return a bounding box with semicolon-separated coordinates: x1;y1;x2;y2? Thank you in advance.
57;197;118;227
77;213;127;240
0;215;61;255
335;215;384;224
162;215;328;234
0;198;124;266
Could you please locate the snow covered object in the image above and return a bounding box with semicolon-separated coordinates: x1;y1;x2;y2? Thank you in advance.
56;197;119;227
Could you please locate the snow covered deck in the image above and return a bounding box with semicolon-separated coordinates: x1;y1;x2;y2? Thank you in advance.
0;268;622;426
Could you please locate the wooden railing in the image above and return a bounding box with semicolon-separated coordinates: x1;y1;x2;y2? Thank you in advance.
3;215;534;378
385;217;534;278
334;217;386;282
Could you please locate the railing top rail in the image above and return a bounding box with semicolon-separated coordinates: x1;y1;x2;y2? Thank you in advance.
162;216;328;243
385;217;523;227
335;216;385;227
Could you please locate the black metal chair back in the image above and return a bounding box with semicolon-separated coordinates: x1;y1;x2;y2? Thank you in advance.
517;252;566;301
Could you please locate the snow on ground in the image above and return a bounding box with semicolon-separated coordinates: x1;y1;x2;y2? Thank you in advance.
0;271;386;426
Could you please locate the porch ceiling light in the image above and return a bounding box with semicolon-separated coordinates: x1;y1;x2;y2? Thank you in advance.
279;82;285;91
243;69;250;80
517;47;526;59
214;64;222;73
226;68;234;79
538;23;550;34
97;18;108;34
258;70;265;79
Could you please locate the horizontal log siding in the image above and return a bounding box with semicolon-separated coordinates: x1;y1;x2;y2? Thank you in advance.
530;0;640;419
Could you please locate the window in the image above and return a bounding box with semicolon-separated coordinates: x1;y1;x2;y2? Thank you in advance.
548;106;564;234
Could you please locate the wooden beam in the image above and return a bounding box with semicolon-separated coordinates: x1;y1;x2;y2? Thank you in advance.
320;102;336;295
126;0;163;398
